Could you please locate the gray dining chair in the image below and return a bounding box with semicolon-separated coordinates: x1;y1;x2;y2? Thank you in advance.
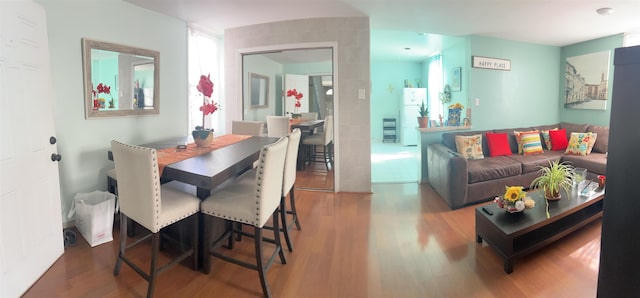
232;120;265;136
302;115;333;170
235;128;302;252
266;115;290;137
201;136;289;298
111;140;201;298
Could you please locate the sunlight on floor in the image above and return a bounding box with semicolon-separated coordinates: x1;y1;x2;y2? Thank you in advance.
371;142;419;183
569;237;601;271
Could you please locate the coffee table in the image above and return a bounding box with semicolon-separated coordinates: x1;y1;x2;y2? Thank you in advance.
475;182;604;274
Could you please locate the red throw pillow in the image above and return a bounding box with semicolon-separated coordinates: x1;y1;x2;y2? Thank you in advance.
486;132;512;157
549;128;568;151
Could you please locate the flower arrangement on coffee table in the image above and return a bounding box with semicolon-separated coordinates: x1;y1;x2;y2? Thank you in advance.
494;186;536;213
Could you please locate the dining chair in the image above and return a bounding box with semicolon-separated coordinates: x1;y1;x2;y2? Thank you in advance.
301;115;334;170
232;120;265;136
235;128;302;252
266;116;290;137
201;136;289;298
300;112;318;120
111;140;201;298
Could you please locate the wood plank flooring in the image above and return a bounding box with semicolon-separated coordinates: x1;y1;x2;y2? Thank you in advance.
24;183;600;297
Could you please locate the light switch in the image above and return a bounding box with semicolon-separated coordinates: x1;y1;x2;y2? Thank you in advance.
358;89;366;100
474;98;480;106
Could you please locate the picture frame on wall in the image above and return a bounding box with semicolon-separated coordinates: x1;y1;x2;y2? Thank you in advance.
451;67;461;92
564;50;610;110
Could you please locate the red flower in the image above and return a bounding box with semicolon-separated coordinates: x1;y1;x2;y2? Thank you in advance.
199;102;219;116
197;74;214;97
295;101;301;108
287;88;304;109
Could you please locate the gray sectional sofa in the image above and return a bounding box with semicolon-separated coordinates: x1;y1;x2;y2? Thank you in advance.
427;122;608;209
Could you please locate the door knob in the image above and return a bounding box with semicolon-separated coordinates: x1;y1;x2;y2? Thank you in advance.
51;153;62;162
50;136;57;144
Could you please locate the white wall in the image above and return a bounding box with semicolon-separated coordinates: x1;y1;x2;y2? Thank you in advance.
36;0;188;225
224;17;371;192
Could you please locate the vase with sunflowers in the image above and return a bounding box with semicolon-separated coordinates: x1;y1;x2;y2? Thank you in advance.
494;186;536;213
192;74;220;147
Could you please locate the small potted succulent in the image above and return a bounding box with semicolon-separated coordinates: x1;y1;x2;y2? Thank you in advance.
417;101;429;128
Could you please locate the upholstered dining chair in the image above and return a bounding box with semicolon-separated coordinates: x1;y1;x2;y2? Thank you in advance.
266;115;290;137
301;115;333;170
300;112;318;120
232;120;265;136
235;128;302;252
110;140;201;298
201;136;289;298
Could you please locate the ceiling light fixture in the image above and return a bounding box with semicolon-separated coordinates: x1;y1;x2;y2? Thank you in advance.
597;7;614;15
404;47;411;51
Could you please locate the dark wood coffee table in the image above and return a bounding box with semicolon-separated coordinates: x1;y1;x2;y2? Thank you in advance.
475;182;604;273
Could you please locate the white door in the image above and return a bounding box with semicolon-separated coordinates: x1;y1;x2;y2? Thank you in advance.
284;73;309;116
0;2;63;297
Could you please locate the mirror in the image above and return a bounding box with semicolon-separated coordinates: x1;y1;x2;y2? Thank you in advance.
249;72;269;108
242;48;334;191
82;38;160;118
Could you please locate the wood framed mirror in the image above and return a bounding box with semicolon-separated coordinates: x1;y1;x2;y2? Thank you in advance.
82;38;160;118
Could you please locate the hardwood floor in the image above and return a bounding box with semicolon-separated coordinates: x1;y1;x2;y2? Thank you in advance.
25;183;601;297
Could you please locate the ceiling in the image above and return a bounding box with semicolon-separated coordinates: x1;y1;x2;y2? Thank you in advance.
125;0;640;62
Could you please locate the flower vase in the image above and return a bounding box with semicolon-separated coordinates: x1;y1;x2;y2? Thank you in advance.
192;129;213;147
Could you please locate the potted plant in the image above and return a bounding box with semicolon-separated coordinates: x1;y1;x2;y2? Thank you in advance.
530;160;575;200
417;101;429;128
193;74;220;147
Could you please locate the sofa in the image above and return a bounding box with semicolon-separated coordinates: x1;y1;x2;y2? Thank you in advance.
427;122;608;209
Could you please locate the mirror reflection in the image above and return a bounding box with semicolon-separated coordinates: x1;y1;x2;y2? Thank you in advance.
82;38;160;118
242;48;334;191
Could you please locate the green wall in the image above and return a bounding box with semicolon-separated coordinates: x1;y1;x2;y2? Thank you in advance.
370;61;424;142
560;34;624;126
469;36;562;130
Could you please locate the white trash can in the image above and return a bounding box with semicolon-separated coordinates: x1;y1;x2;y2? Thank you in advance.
69;191;116;247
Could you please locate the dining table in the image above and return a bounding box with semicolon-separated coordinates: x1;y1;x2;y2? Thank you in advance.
108;134;278;269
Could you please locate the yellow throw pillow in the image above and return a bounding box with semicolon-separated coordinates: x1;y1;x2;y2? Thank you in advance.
565;132;598;156
455;134;484;160
514;130;539;154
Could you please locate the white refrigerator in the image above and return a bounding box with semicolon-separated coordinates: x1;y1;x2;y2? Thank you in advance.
400;88;426;146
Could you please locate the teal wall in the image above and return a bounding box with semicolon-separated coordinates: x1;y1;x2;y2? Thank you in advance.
469;36;562;130
37;0;188;225
442;38;470;118
371;61;424;142
560;34;624;126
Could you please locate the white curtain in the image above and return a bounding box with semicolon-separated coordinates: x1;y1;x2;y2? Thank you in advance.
428;55;443;124
187;27;224;133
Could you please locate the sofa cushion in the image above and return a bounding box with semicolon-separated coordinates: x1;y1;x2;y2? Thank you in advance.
515;131;544;155
506;151;564;174
486;132;512;157
443;130;492;153
467;156;522;184
560;122;589;137
588;125;609;153
561;153;607;175
549;128;569;151
565;132;597;156
455;134;485;160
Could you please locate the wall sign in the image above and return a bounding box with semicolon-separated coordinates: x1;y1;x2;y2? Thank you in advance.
472;56;511;71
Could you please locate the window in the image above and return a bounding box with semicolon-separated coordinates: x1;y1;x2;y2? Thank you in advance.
428;55;443;122
188;27;224;133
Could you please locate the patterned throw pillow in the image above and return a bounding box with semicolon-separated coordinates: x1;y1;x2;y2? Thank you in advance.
516;131;544;155
565;132;598;156
455;134;485;160
515;131;543;155
540;128;558;150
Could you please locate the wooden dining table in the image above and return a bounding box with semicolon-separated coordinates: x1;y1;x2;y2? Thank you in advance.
108;134;278;269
